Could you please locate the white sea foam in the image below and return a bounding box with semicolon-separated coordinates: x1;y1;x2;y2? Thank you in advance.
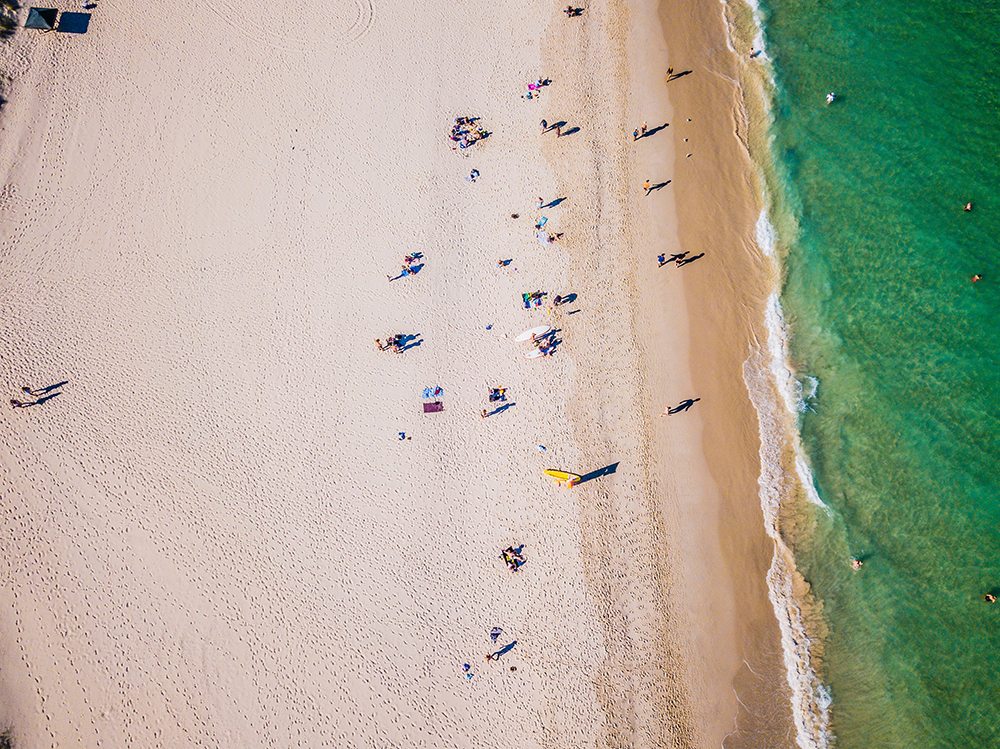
796;453;830;511
798;375;819;412
744;302;834;749
756;209;777;257
764;294;801;418
727;0;835;743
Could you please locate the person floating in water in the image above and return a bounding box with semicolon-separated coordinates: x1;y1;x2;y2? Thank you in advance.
964;202;973;212
851;557;863;570
985;593;997;603
826;92;836;105
972;274;983;283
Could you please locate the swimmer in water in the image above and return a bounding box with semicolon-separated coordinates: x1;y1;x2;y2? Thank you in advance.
964;202;973;212
851;557;863;570
826;92;836;105
973;274;983;283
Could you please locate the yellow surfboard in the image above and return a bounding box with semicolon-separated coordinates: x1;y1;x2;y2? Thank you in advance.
544;469;582;487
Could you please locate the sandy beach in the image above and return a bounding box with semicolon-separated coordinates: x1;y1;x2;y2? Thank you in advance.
0;0;795;745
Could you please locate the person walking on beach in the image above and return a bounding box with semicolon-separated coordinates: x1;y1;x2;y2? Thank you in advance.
633;128;639;141
10;399;26;409
661;398;700;416
641;121;647;136
554;124;561;137
666;67;674;79
540;119;548;133
644;179;651;195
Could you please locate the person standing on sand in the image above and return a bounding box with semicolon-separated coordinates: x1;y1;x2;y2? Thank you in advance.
540;119;548;133
554;124;561;137
661;398;700;415
666;67;674;79
644;179;651;195
641;121;647;136
633;128;639;141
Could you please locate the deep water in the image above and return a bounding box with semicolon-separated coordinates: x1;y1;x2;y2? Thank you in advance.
757;0;1000;746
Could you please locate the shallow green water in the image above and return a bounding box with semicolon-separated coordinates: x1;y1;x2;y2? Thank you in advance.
757;0;1000;746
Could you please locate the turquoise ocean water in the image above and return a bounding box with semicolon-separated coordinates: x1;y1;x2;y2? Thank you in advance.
749;0;1000;746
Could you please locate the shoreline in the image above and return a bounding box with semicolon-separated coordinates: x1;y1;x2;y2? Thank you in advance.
649;0;801;745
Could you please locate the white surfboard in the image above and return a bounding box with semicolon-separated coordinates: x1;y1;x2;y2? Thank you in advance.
515;325;551;343
524;349;548;359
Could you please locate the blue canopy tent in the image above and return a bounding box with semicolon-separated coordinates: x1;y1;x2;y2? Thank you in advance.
24;7;57;30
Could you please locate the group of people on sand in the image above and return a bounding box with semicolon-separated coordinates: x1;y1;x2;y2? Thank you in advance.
387;254;421;282
10;385;44;409
523;78;551;100
501;546;525;572
523;290;546;308
481;387;509;418
530;329;556;355
374;335;407;354
449;116;487;150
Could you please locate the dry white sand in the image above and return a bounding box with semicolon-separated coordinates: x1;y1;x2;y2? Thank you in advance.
0;0;788;744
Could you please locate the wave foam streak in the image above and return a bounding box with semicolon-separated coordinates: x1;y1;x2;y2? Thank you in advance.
743;291;833;749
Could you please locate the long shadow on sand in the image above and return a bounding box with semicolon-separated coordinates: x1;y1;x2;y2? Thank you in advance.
578;461;620;484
